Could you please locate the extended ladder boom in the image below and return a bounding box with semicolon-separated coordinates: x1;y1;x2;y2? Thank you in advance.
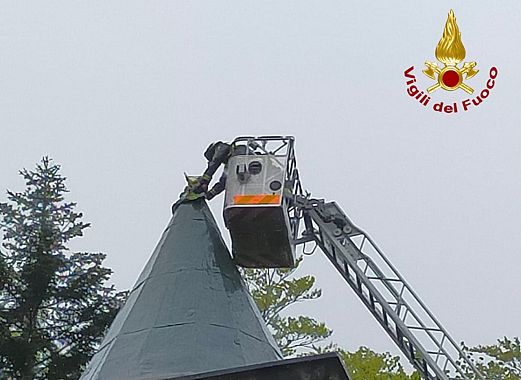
290;196;484;380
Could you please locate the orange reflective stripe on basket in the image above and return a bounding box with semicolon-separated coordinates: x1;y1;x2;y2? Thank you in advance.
233;194;281;205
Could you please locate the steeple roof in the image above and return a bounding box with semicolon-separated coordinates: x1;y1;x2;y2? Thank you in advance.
81;200;282;380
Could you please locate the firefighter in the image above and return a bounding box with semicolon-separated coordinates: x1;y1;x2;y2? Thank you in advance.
173;140;254;215
195;141;232;200
195;140;255;199
172;142;230;212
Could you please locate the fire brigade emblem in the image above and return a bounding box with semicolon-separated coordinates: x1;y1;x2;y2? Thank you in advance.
423;9;478;94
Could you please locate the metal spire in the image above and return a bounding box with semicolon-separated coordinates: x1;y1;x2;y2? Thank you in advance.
81;199;282;380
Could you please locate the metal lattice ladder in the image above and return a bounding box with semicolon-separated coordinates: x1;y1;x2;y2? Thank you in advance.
292;197;483;380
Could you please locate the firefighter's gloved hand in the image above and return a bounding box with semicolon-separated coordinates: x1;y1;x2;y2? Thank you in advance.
193;174;211;193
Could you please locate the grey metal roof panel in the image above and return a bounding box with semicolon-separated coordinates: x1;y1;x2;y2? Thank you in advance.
166;353;351;380
81;200;282;380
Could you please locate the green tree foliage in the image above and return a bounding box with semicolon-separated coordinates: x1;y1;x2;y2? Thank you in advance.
340;347;420;380
241;258;418;379
241;257;332;356
461;337;521;379
238;239;519;380
0;157;126;380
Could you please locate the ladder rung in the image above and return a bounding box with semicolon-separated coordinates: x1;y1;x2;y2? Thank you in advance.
366;276;402;282
427;350;449;355
408;326;443;332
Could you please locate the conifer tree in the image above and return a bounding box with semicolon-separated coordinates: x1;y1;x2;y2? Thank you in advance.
0;157;126;380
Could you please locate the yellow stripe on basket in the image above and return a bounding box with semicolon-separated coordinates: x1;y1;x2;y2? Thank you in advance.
233;194;281;205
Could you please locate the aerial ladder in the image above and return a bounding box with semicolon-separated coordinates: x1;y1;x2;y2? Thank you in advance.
201;135;484;380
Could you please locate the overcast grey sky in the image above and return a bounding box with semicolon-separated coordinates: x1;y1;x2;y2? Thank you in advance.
1;0;520;362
